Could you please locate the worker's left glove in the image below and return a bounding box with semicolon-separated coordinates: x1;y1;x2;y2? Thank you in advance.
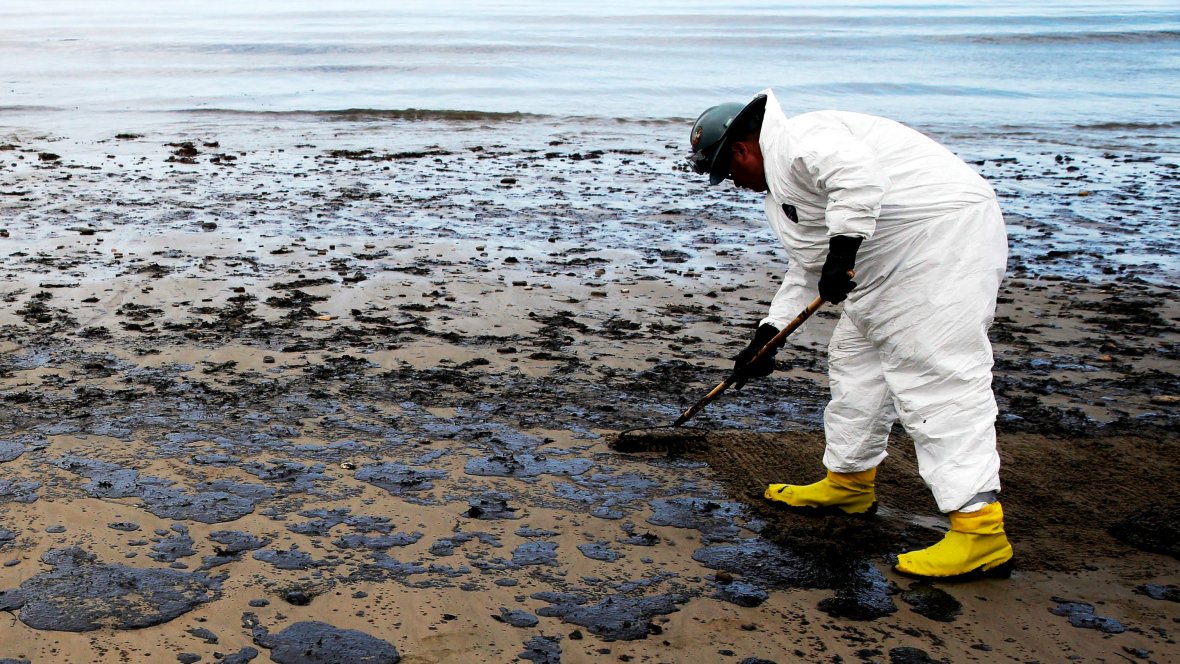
733;322;780;390
819;235;863;304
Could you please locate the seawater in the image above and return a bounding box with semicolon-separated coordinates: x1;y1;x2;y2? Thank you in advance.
1;0;1177;130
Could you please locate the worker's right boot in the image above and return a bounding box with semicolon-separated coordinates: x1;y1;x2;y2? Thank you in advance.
893;502;1014;580
764;468;877;515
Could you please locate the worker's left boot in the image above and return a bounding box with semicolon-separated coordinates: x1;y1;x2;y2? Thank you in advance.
764;468;877;515
893;502;1014;580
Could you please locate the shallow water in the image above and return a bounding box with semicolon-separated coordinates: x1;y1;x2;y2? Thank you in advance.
2;0;1178;130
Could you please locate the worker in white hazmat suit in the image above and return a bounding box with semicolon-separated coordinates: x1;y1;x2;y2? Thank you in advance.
687;89;1013;580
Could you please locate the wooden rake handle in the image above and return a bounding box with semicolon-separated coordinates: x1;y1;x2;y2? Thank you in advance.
671;295;826;427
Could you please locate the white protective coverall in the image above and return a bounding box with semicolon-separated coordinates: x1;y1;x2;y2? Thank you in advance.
754;89;1008;513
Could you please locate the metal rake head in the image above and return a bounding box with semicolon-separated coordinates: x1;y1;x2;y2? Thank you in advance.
609;426;710;454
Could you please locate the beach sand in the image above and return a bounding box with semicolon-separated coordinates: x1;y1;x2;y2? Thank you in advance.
0;118;1176;663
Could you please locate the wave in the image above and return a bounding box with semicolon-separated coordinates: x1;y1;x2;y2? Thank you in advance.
172;108;694;125
0;105;63;113
175;107;545;122
794;82;1038;99
967;29;1180;45
0;104;695;125
1072;120;1180;131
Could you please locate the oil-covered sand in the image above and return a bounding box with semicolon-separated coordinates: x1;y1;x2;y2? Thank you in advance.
0;115;1177;663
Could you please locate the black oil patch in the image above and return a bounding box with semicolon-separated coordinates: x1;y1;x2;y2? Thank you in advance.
201;530;270;570
645;497;746;543
52;455;259;523
140;487;258;523
239;459;332;494
816;564;898;621
429;530;501;556
1135;583;1180;602
0;440;26;463
535;592;685;641
693;538;850;589
889;646;946;663
512;541;559;567
0;479;40;504
149;523;196;564
492;607;539;628
577;541;622;562
355;463;446;498
248;616;400;663
215;647;259;663
253;546;330;571
465;452;593;479
901;582;962;622
711;579;768;608
53;455;178;498
463;492;521;520
333;532;422;551
210;530;270;552
617;521;660;546
0;547;221;631
554;471;663;521
187;626;219;643
694;538;897;620
518;635;561;664
1050;597;1127;633
287;508;356;537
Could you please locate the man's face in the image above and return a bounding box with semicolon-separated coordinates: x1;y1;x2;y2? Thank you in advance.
727;139;767;192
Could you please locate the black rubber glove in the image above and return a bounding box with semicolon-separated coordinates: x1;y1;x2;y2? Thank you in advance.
733;322;780;390
819;235;863;304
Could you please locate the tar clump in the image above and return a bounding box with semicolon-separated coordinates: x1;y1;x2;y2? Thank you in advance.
535;593;685;641
0;547;222;631
1049;597;1127;633
248;615;401;663
901;581;962;622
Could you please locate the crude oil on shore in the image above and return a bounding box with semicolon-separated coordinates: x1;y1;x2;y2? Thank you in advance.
0;113;1176;663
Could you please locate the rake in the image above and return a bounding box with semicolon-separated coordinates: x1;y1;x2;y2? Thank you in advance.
611;295;826;452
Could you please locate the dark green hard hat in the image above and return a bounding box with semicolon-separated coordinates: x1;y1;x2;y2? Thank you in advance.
688;94;767;185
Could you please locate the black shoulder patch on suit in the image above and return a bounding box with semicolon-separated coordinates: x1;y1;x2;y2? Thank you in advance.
781;203;798;223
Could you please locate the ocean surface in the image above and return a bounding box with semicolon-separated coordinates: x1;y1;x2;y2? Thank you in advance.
1;0;1178;129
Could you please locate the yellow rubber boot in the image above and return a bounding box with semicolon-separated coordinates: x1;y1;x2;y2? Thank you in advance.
764;468;877;515
893;502;1014;580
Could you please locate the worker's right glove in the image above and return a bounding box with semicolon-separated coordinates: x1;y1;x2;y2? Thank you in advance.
819;235;863;304
733;322;780;390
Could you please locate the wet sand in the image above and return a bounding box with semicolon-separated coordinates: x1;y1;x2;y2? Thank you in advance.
0;116;1177;663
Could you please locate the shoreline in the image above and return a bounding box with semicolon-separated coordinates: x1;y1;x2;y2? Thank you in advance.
0;117;1177;662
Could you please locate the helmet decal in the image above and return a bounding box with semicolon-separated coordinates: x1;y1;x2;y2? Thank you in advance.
691;125;704;149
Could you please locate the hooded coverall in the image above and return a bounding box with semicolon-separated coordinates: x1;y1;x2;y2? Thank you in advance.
753;89;1008;513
